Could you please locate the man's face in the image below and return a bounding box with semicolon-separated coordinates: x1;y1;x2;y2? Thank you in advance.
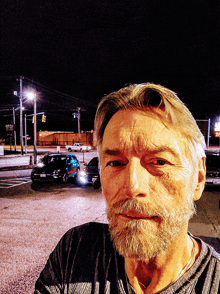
100;109;200;261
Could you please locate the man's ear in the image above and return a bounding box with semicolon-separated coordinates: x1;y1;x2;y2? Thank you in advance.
193;157;206;201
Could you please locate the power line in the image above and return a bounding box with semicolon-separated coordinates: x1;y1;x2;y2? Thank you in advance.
23;77;97;108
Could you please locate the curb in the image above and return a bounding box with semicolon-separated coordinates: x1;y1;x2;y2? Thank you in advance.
0;165;34;171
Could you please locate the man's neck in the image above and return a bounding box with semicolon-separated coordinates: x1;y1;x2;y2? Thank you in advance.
124;230;200;294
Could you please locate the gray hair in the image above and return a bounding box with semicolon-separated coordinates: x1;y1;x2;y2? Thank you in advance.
95;83;206;161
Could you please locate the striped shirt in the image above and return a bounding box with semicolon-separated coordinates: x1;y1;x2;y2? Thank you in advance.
35;222;220;294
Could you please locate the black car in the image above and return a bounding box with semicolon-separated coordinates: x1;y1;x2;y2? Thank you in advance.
205;150;220;185
31;153;80;183
78;157;100;188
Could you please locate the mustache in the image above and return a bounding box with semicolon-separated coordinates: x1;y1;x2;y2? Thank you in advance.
107;198;170;220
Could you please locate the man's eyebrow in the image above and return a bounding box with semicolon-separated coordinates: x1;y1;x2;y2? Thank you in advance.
101;146;179;157
150;146;180;157
101;148;121;156
152;147;174;152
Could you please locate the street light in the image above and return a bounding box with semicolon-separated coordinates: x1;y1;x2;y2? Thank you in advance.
26;91;37;164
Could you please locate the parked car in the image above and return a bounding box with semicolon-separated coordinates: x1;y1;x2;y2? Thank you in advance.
205;150;220;185
78;157;100;188
31;153;80;183
66;143;91;152
205;149;220;156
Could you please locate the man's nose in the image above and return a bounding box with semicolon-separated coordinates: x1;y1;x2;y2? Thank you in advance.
125;158;149;199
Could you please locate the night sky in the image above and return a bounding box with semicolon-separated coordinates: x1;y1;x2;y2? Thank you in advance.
1;0;220;136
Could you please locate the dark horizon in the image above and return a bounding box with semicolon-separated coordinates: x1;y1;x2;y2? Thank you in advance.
1;0;220;139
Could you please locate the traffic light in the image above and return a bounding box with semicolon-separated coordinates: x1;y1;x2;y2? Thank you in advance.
73;112;78;119
42;114;46;122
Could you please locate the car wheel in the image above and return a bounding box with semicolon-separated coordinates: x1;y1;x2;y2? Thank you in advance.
68;148;72;152
93;175;101;190
62;172;68;183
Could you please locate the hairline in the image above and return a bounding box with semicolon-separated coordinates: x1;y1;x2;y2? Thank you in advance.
95;83;206;164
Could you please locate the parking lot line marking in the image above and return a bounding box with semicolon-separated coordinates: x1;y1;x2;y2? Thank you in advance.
0;177;32;189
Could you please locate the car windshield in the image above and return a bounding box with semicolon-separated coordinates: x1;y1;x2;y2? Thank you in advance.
88;157;98;166
43;155;66;164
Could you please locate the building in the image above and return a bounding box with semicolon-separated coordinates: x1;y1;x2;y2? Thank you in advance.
38;131;94;147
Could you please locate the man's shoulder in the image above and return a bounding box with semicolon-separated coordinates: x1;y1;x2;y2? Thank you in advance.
211;247;220;261
65;222;109;236
196;235;220;261
57;222;118;270
60;222;111;247
191;234;220;258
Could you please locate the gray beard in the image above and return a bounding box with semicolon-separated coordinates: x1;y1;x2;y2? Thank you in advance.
107;198;195;261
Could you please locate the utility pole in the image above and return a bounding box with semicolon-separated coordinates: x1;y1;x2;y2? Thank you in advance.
19;76;23;155
207;118;211;150
33;93;37;164
13;107;16;152
73;107;84;142
24;114;27;154
77;107;81;142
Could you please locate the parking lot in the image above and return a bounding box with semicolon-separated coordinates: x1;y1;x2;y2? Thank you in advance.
0;147;220;293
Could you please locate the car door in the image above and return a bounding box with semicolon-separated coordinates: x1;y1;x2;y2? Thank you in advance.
66;155;73;177
67;155;78;177
72;155;79;175
87;157;99;181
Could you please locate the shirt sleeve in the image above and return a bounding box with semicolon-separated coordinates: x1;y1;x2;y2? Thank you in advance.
34;222;122;294
34;223;86;294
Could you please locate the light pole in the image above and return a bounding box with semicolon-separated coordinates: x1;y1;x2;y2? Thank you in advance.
19;76;24;155
24;114;27;154
72;107;81;142
27;91;37;164
77;107;81;142
13;107;17;152
214;120;220;147
34;93;37;163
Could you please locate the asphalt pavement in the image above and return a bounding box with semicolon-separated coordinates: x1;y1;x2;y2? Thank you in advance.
0;145;220;294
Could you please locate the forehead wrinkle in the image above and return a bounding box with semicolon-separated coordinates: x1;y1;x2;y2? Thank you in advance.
102;109;189;160
124;114;171;154
101;127;143;157
120;127;188;161
118;124;146;156
119;120;165;151
112;121;164;156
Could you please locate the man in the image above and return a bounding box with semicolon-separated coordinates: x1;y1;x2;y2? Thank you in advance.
35;83;220;294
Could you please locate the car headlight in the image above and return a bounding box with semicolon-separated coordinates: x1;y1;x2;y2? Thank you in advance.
53;169;61;177
37;162;44;168
79;170;87;177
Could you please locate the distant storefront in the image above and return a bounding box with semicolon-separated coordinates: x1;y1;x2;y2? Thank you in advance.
38;131;95;147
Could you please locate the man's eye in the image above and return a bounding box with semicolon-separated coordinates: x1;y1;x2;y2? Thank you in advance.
106;161;125;167
152;160;167;166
